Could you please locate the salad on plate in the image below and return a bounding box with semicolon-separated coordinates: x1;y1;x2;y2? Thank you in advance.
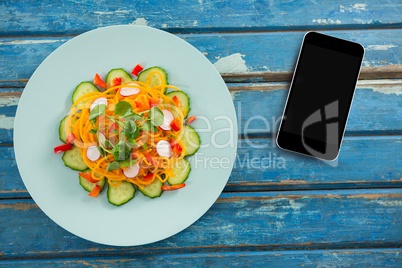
53;64;200;206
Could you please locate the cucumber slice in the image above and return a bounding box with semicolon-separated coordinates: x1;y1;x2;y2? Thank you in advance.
106;68;133;88
182;125;201;156
62;146;88;171
138;178;163;198
59;116;67;143
107;180;135;206
79;173;106;192
166;91;190;118
137;66;168;93
168;158;191;185
72;82;99;103
59;116;80;143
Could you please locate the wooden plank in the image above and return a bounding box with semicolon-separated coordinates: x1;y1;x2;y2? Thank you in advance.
1;136;401;198
1;249;401;267
232;82;402;136
0;147;25;198
0;189;401;258
1;29;402;82
223;65;402;83
230;136;402;191
1;0;401;35
1;81;401;144
0;91;18;145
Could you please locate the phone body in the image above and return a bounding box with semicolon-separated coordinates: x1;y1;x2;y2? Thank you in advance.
276;32;364;161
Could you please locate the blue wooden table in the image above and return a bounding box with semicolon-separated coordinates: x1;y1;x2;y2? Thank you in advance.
1;1;402;267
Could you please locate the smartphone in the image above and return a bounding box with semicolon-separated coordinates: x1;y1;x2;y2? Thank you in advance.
276;32;364;161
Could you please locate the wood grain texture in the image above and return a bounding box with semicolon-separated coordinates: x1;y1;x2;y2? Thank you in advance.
0;81;402;144
1;0;401;266
1;136;401;198
223;65;402;83
0;190;401;258
232;83;402;136
1;0;401;35
1;82;401;144
1;29;402;82
230;136;402;190
1;249;402;267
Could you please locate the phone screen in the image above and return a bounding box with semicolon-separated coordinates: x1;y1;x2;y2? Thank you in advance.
277;32;364;161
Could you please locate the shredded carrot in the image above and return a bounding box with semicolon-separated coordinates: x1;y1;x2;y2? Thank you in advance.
65;75;187;189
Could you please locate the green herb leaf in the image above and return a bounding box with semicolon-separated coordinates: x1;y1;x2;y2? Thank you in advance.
119;159;136;168
114;101;132;116
89;104;106;120
149;106;164;126
112;141;131;161
141;121;156;132
98;147;107;157
128;130;140;141
89;128;98;134
104;139;112;148
122;121;140;143
124;112;142;121
123;120;137;134
125;138;138;148
106;161;120;172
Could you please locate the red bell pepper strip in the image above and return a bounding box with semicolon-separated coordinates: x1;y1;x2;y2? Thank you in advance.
143;172;154;182
149;97;162;107
187;116;196;124
111;77;122;87
108;122;117;134
78;172;98;183
135;100;150;112
144;154;154;165
135;101;143;108
170;118;181;132
88;185;102;197
172;96;182;107
131;64;144;76
162;183;186;191
172;143;182;156
54;143;73;154
169;137;176;147
94;73;107;88
169;138;182;156
66;133;76;144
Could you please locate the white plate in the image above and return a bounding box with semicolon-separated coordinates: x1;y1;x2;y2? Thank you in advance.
14;25;238;246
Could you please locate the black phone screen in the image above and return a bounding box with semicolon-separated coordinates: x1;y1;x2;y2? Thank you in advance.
277;32;364;161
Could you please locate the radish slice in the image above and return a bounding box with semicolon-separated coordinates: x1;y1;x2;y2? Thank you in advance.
156;140;173;158
120;82;140;96
123;163;140;178
160;110;174;130
90;97;107;111
86;146;101;161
